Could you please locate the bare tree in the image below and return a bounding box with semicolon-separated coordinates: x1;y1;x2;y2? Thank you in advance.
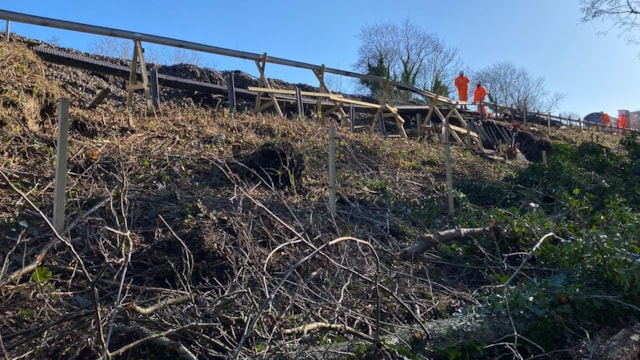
354;19;462;98
580;0;640;42
474;62;565;113
90;36;131;60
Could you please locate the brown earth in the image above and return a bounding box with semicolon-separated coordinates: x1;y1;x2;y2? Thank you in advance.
0;36;630;359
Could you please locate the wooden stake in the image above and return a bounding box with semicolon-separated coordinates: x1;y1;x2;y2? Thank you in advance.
53;99;70;233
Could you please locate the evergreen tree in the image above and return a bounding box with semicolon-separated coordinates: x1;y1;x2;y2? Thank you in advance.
360;55;390;98
431;75;449;97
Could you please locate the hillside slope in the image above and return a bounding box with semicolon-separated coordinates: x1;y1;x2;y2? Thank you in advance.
0;37;635;359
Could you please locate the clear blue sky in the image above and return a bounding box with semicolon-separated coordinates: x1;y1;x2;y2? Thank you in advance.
0;1;635;118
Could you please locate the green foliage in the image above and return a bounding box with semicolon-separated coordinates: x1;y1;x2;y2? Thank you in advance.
431;75;449;97
455;179;512;207
471;138;640;354
19;308;35;320
31;266;52;283
437;341;485;360
361;55;389;98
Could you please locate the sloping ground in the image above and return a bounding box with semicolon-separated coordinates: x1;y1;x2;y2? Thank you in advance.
0;38;633;359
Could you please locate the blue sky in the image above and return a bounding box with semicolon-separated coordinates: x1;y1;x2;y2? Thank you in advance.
0;1;636;118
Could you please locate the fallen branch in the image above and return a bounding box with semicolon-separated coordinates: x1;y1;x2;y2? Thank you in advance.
398;226;497;260
282;322;375;342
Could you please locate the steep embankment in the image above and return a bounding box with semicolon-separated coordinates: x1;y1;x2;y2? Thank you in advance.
0;37;633;360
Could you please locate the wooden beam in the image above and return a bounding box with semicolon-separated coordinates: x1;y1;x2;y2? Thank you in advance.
84;88;111;109
247;87;382;109
248;86;333;97
450;124;478;138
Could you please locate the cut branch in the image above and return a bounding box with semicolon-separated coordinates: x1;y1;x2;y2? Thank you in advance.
398;226;497;260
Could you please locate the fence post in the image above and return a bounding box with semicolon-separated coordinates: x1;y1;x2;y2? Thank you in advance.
54;99;70;233
295;87;303;120
442;117;455;217
349;104;355;133
4;20;9;42
227;72;236;113
379;111;386;136
328;126;336;217
150;69;159;109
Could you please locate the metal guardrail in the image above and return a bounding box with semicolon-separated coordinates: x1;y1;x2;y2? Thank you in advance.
0;9;427;97
1;9;633;133
486;102;639;134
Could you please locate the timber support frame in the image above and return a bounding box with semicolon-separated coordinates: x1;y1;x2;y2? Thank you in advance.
126;39;154;111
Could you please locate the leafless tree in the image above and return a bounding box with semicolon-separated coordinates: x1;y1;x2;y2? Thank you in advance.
90;36;131;60
474;61;565;113
354;19;463;97
580;0;640;43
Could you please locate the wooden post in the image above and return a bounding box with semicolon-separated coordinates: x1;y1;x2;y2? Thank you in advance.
227;72;236;113
150;69;159;109
295;87;303;119
328;126;336;218
315;65;325;118
53;99;70;234
417;113;422;139
379;111;386;136
349;104;355;133
84;88;111;110
443;118;455;217
4;20;9;42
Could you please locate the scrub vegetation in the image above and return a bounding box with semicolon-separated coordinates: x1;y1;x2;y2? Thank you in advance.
0;37;639;360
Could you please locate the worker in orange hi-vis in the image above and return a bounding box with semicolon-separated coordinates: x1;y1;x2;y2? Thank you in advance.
473;83;488;116
600;111;611;132
617;112;628;134
454;71;470;108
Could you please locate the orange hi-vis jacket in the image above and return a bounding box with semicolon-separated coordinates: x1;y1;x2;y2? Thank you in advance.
474;85;487;102
455;75;470;101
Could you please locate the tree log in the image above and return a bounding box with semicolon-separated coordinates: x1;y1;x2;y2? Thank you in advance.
275;312;523;359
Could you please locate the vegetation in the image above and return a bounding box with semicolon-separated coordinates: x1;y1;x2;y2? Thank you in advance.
354;19;462;98
473;61;565;113
0;37;639;360
580;0;640;44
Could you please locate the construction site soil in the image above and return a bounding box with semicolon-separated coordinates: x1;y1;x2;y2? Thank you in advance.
0;35;633;359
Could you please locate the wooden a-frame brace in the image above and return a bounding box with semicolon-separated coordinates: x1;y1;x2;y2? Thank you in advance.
424;94;482;150
312;65;348;123
126;39;153;111
252;53;284;117
369;80;408;138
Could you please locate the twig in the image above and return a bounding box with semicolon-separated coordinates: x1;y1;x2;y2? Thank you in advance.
0;170;103;286
126;295;192;315
232;236;381;359
108;323;201;359
159;214;194;294
499;232;558;288
496;232;559;358
0;331;9;360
